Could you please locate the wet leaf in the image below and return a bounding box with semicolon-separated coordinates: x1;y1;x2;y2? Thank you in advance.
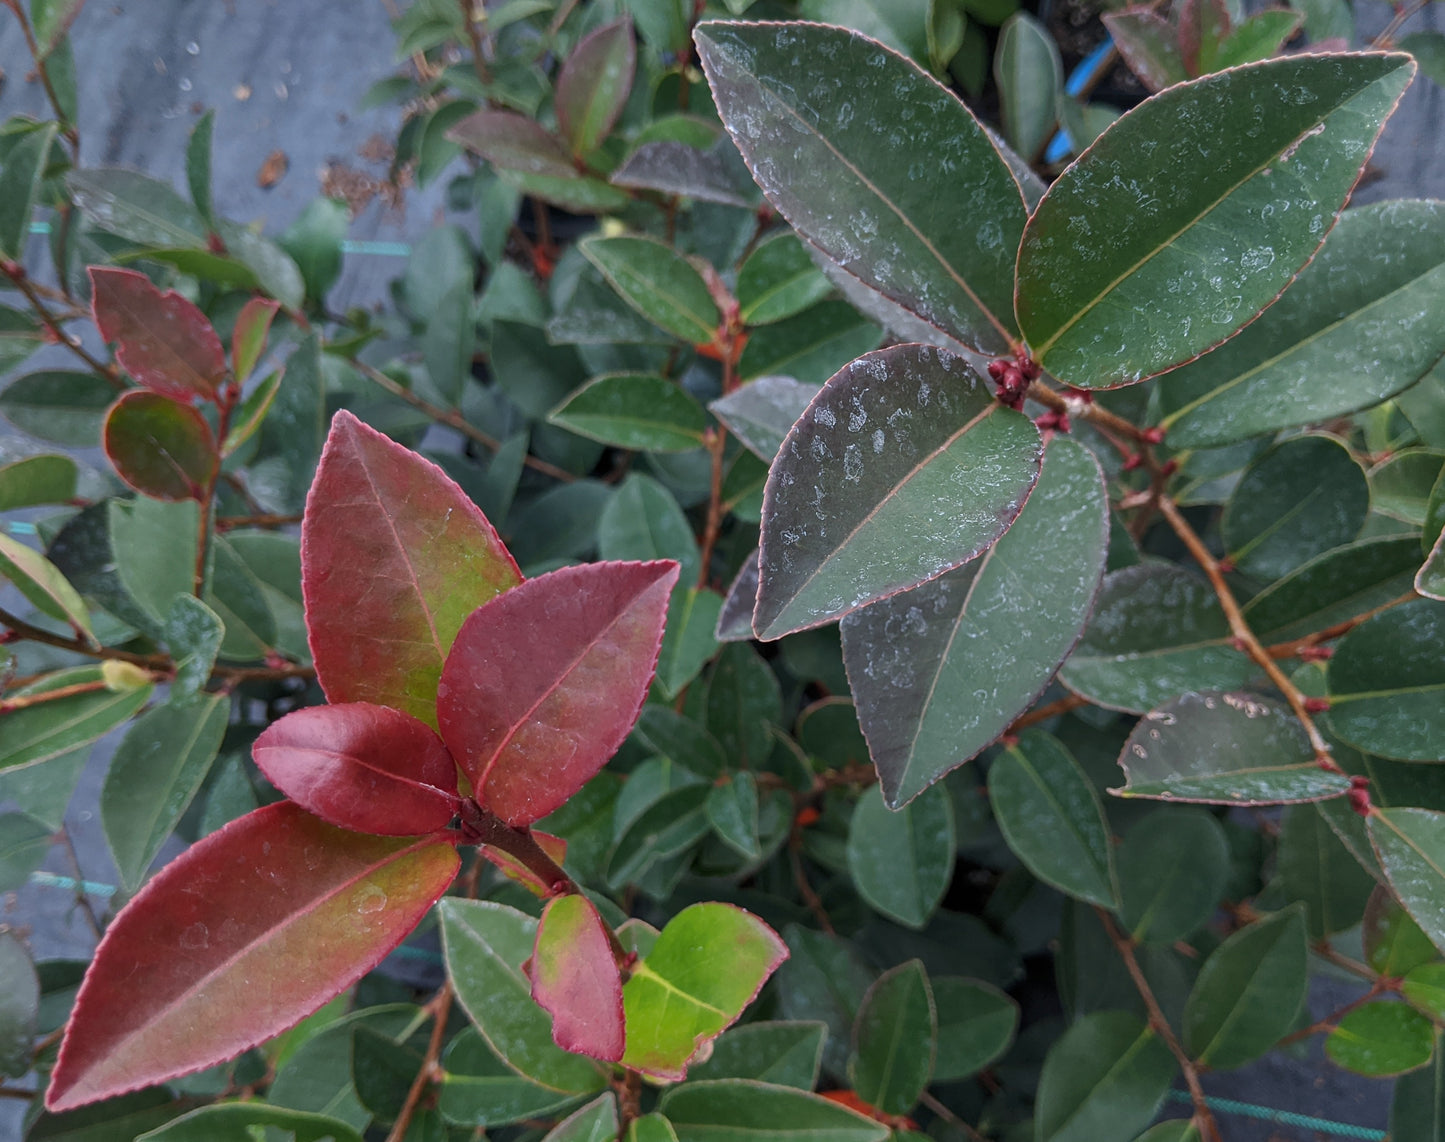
533;893;624;1061
47;802;459;1112
103;391;216;501
1034;1011;1176;1142
549;374;709;452
89;267;226;403
1016;54;1415;387
1326;1001;1435;1076
556;18;636;157
842;437;1106;806
847;783;955;929
439;560;677;825
303;410;521;727
849;960;935;1115
1328;599;1445;760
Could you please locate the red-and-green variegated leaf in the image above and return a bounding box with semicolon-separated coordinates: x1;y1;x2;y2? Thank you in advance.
103;391;216;502
438;560;678;826
302;410;522;728
232;297;280;382
533;894;624;1061
252;703;460;836
554;17;636;159
480;831;568;897
46;801;459;1112
88;267;226;403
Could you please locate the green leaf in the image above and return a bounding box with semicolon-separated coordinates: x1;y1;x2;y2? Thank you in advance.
205;534;277;661
555;18;636;157
707;771;761;860
1370;808;1445;956
1102;10;1187;92
109;496;197;628
849;960;935;1115
0;811;51;892
1060;564;1252;712
800;0;930;63
687;1021;827;1089
0;304;43;376
1242;536;1423;642
1404;963;1445;1021
1328;599;1445;760
0;454;77;511
696;19;1027;354
440;900;610;1094
1182;904;1308;1068
581;235;720;345
842;436;1107;806
932;977;1018;1082
655;585;724;700
1222;435;1369;581
1016;53;1416;387
1158;200;1445;447
1400;31;1445;88
737;300;883;386
0;370;114;446
68;168;209;249
1115;690;1349;804
598;473;699;581
1392;1035;1445;1142
1371;449;1445;526
1117;807;1230;944
631;706;727;780
438;1028;581;1126
659;1080;890;1142
1034;1011;1177;1142
0;665;152;775
1420;531;1445;602
542;1094;619;1142
549;374;709;452
755;344;1042;638
423;279;476;406
775;926;877;1078
0;122;57;259
185;110;215;229
0;531;92;640
101;693;229;892
846;783;955;929
1326;1001;1435;1076
1215;9;1303;69
705;642;782;770
994;12;1061;162
621;903;788;1079
1280;805;1377;939
737;233;833;327
491;318;588;420
103;391;217;502
0;931;38;1078
279;197;350;305
627;1114;680;1142
136;1104;364;1142
989;730;1117;905
1366;890;1439;976
709;376;816;462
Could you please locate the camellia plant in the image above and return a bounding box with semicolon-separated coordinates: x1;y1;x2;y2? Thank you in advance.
5;0;1445;1140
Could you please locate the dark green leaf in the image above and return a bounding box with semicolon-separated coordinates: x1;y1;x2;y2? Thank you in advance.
706;771;761;860
549;374;709;452
1117;807;1229;944
1370;808;1445;955
843;437;1107;806
775;926;876;1079
1400;32;1445;88
1326;1001;1435;1076
1366;889;1439;977
541;1094;618;1142
1182;904;1308;1067
278;198;351;305
0;811;51;892
491;319;587;420
68;168;208;249
849;960;935;1115
1371;449;1444;526
598;473;698;581
1158;201;1445;447
698;20;1027;354
705;642;781;770
737;234;833;326
163;594;224;705
185;111;215;229
932;977;1018;1082
847;783;955;929
1017;54;1415;387
136;1104;364;1142
989;730;1117;906
737;300;884;386
630;707;727;780
0;931;38;1078
655;586;724;700
994;13;1061;162
0;122;57;259
0;371;114;446
709;376;816;462
1034;1011;1177;1142
1391;1036;1445;1142
423;279;476;406
1280;805;1376;939
438;1028;580;1126
0;665;152;775
687;1022;827;1090
659;1080;889;1142
581;235;720;345
1404;963;1445;1021
1328;599;1445;760
1242;536;1423;642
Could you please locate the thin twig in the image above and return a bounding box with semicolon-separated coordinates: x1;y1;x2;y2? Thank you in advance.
1096;907;1222;1142
789;837;836;936
0;264;121;387
919;1091;987;1142
350;358;577;483
0;678;116;712
0;0;79;154
696;428;726;590
1278;980;1389;1046
1158;496;1340;771
1263;590;1418;659
1312;940;1378;982
1026;380;1156;445
1006;693;1088;734
384;984;453;1142
215;512;304;531
457;0;491;85
0;607;161;667
1373;0;1428;46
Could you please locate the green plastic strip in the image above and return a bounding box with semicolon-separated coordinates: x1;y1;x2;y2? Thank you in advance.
1165;1089;1385;1140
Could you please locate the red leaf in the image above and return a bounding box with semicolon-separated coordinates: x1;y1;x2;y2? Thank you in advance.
253;703;460;836
47;802;458;1112
103;390;216;501
232;296;280;382
437;560;678;826
532;894;624;1061
302;410;522;728
89;267;226;402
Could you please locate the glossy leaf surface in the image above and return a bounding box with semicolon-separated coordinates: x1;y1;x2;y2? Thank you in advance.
555;18;636;157
88;267;226;402
1034;1012;1176;1142
440;900;608;1094
303;410;521;727
621;903;787;1079
533;893;624;1061
1115;690;1349;804
1328;599;1445;760
846;783;955;928
1016;54;1415;387
659;1080;889;1142
1221;435;1367;581
1371;809;1445;955
439;560;676;825
756;344;1041;639
253;703;459;836
1183;904;1308;1067
48;802;460;1111
1326;1001;1435;1076
696;20;1027;354
103;391;216;501
1158;200;1445;446
548;374;709;452
1060;564;1251;712
581;236;720;345
849;960;935;1115
989;730;1117;905
842;437;1106;805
